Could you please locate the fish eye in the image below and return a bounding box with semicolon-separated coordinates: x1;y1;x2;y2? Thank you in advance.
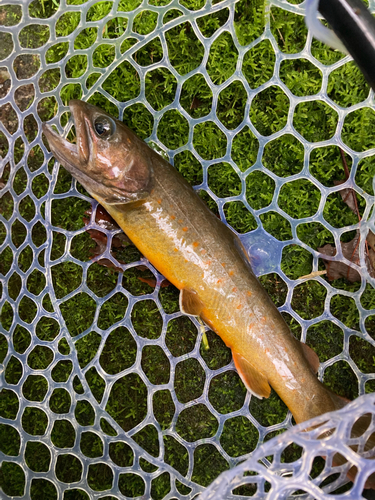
93;116;115;138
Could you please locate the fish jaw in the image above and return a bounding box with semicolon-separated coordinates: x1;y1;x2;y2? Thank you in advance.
42;99;154;205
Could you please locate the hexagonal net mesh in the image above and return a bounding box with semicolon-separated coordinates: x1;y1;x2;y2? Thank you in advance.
0;0;375;498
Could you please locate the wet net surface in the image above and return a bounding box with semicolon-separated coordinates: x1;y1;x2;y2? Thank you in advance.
0;0;375;498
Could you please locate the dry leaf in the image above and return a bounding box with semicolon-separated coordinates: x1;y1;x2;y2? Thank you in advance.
334;180;359;215
83;204;132;271
319;233;375;282
319;180;375;281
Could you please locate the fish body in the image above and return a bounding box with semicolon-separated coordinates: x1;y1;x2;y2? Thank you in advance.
43;100;343;425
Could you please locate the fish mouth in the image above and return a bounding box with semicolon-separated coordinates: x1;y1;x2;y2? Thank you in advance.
42;100;111;198
42;100;89;180
42;123;80;173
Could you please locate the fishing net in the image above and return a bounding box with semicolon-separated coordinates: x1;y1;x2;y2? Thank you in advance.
0;0;375;498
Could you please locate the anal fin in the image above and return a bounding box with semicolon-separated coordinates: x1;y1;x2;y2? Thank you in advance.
180;288;204;317
300;342;320;374
232;352;271;399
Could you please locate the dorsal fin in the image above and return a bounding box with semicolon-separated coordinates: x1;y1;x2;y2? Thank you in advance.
232;352;271;399
180;288;204;316
300;342;320;374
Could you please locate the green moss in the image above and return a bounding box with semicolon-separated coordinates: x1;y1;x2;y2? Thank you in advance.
291;281;327;320
259;273;287;307
281;245;312;280
180;74;213;119
217;80;247;130
80;431;104;458
75;400;95;427
330;294;360;331
106;373;147;431
280;179;321;219
75;331;101;368
86;367;106;403
176;404;218;441
49;388;71;414
250;86;289;136
0;423;20;456
153;390;175;430
21;407;48;435
323;360;358;400
225;201;257;234
175;358;205;403
221;416;258;457
30;479;57;500
5;356;22;385
164;435;188;474
209;371;246;413
25;442;51;472
142;345;170;385
342;108;375;152
243;39;275;88
166;316;197;356
250;389;288;427
0;462;25;496
103;61;140;101
200;329;232;369
306;321;343;362
246;170;275;210
123;103;154;140
234;0;265;46
133;424;159;456
166;23;204;74
294;101;338;142
158;110;189;149
263;134;304;177
22;374;48;402
131;299;163;339
56;454;83;483
100;326;136;373
174;150;203;187
280;58;322;96
109;441;134;467
151;472;171;500
270;6;307;54
260;211;292;241
119;474;145;497
60;293;96;337
87;463;113;491
0;389;19;420
208;162;242;198
28;345;53;370
349;335;375;373
192;444;229;486
328;61;369;107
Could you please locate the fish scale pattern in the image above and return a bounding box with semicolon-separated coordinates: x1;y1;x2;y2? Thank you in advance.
0;0;375;498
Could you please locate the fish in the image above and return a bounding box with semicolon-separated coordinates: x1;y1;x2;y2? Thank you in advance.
42;100;352;426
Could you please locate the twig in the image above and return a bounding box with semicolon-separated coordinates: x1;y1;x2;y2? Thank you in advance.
299;270;327;280
270;10;285;47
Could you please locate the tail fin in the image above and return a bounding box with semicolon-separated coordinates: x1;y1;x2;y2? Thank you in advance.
347;413;375;489
327;396;375;489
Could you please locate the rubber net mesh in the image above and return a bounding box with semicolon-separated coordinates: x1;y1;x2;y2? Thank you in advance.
0;0;375;498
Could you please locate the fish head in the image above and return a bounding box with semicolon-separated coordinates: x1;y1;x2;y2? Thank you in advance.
42;100;153;205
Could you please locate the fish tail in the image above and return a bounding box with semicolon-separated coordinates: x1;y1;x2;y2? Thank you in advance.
327;392;375;489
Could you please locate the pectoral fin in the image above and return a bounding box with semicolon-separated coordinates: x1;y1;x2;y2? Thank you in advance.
300;343;320;374
179;288;204;317
232;352;271;399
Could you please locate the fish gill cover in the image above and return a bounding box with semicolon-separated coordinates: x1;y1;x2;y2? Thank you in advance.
0;0;375;498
